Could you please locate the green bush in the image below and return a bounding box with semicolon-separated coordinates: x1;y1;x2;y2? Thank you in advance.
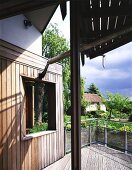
29;122;48;133
66;124;71;131
81;121;87;128
88;110;106;118
119;126;132;132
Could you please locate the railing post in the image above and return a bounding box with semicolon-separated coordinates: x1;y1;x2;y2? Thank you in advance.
64;127;66;155
96;119;98;142
124;124;128;154
89;125;91;145
104;124;107;147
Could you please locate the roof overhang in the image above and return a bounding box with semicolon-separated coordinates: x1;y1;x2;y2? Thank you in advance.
25;5;57;33
0;0;132;60
0;0;66;20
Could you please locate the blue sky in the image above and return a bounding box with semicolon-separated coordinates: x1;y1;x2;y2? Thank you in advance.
49;5;132;99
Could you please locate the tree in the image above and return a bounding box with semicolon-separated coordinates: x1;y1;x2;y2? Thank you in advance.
42;24;88;114
105;92;132;120
87;83;102;97
42;24;70;112
81;78;89;114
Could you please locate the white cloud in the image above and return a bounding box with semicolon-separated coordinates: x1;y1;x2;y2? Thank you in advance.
105;43;132;66
81;65;131;80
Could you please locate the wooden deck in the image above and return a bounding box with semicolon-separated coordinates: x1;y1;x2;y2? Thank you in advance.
43;144;132;170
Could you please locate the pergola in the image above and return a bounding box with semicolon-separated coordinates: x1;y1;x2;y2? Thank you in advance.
0;0;132;170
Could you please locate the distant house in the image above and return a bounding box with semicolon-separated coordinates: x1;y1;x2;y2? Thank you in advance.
84;93;106;112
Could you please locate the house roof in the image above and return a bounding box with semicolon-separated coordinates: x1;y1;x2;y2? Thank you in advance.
84;93;102;103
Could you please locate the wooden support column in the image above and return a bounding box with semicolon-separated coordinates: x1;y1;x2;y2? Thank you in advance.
70;1;81;170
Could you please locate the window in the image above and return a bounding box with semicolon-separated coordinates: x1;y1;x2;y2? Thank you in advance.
23;77;56;134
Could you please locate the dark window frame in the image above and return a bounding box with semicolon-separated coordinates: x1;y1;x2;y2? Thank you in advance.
22;76;56;134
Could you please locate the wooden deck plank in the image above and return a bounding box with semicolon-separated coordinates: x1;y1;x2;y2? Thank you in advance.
43;144;132;170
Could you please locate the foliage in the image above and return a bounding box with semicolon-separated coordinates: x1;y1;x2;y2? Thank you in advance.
43;24;88;114
88;110;107;118
66;124;71;131
119;126;132;132
105;92;132;119
80;78;89;114
42;24;69;58
81;121;87;128
42;24;70;112
64;116;132;132
29;122;48;133
87;83;102;97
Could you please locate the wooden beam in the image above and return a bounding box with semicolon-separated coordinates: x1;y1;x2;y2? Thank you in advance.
82;6;132;18
81;25;132;52
70;1;81;170
89;34;132;59
0;0;66;19
81;27;132;41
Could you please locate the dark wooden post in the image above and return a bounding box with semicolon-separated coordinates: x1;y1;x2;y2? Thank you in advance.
70;1;81;170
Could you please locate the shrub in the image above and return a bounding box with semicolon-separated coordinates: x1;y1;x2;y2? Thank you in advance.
66;124;71;131
29;122;48;133
81;121;87;128
119;126;132;132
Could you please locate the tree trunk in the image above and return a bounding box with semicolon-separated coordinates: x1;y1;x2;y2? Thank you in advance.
35;83;45;124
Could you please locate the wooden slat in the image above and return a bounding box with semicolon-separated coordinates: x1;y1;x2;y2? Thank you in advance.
31;139;35;170
38;137;42;170
16;63;21;170
28;140;32;170
41;136;44;168
101;0;109;34
1;59;7;170
11;62;17;170
0;58;3;170
92;0;100;34
6;61;12;170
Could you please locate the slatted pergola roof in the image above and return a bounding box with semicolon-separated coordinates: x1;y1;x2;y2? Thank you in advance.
79;0;132;60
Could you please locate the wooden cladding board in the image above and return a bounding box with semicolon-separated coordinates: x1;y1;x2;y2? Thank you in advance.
0;40;64;170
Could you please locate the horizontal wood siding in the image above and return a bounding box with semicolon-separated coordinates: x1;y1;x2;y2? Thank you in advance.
0;39;64;170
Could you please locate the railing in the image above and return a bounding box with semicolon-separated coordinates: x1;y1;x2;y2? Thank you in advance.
64;118;132;154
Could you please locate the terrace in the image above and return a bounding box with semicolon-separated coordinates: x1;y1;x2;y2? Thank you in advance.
44;145;132;170
44;118;132;170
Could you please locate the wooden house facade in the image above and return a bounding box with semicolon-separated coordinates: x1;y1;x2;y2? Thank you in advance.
0;39;64;170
